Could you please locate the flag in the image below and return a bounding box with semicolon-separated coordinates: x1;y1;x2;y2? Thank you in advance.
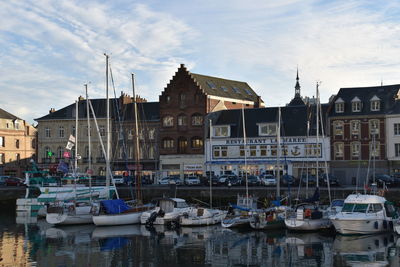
57;161;69;173
63;151;71;158
65;135;75;150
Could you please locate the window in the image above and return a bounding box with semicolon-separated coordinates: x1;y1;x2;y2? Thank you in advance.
0;136;4;147
260;145;267;156
395;143;400;157
15;139;19;149
371;100;380;111
213;126;229;137
14;120;20;129
350;120;360;136
31;138;36;149
335;103;344;113
16;153;20;162
177;114;187;126
71;126;76;137
165;95;171;104
0;153;4;164
163;116;174;127
191;114;203;126
249;146;257;157
191;137;203;149
59;126;65;138
259;123;277;136
232;87;241;94
118;147;124;159
334;142;344;158
44;147;51;158
127;129;133;140
369;120;380;137
45;127;51;138
351;142;360;158
244;88;253;95
148;128;155;140
179;93;186;108
213;146;227;158
178;137;188;153
148;144;155;159
99;126;105;137
239;145;246;157
305;144;321;157
162;138;174;149
58;147;64;158
394;123;400;136
351;97;361;112
334;121;344;136
270;145;277;156
86;126;91;137
221;86;228;92
370;141;380;158
206;81;217;89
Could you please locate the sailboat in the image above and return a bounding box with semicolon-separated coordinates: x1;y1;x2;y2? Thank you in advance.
221;105;258;228
179;119;227;226
250;107;288;230
284;82;333;231
93;72;153;226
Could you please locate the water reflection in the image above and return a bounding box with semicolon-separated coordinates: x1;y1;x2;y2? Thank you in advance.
4;214;400;266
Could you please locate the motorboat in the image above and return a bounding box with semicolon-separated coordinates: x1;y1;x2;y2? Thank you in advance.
140;198;191;226
93;199;153;226
330;193;398;234
250;206;288;230
179;207;227;226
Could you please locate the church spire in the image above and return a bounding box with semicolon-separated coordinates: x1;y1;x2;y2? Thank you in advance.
295;67;301;98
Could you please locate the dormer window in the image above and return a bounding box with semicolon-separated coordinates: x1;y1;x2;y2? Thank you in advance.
351;97;361;112
213;126;230;137
370;95;380;111
258;123;277;136
335;97;344;113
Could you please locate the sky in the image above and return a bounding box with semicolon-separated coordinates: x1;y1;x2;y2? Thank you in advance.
1;0;400;124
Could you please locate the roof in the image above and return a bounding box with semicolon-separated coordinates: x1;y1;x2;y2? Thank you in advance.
288;96;306;106
0;107;20;120
344;194;386;204
35;99;159;122
329;84;400;117
208;104;329;138
190;72;260;102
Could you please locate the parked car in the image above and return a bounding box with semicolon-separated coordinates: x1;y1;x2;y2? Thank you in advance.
218;175;238;185
246;175;261;186
319;174;340;186
112;176;125;185
5;177;24;186
227;176;242;186
371;174;393;186
301;174;317;186
261;175;277;186
159;176;183;185
203;175;219;186
185;176;201;185
281;174;297;186
0;176;9;186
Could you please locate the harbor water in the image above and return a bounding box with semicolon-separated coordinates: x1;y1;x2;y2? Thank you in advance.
1;209;400;266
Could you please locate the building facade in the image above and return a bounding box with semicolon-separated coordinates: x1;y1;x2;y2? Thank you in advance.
35;94;159;179
0;108;37;177
158;64;264;180
328;84;400;185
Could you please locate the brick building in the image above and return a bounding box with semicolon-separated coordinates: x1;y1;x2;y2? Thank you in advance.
158;64;264;179
0;108;37;177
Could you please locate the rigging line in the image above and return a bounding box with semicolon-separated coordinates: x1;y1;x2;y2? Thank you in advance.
109;64;131;176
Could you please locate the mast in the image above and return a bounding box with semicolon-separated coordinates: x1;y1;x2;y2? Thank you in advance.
242;105;249;205
105;53;111;189
85;84;92;202
276;107;281;199
316;82;320;189
132;73;142;203
209;119;212;209
75;100;78;175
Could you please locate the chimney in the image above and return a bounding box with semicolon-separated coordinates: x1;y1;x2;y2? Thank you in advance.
49;108;56;114
78;95;84;101
120;93;133;105
135;95;147;103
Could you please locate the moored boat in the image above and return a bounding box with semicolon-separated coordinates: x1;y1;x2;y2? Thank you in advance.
140;198;191;226
46;202;96;225
180;207;227;226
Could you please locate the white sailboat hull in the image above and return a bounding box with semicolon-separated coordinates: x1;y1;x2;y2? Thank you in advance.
93;211;143;226
46;205;93;225
180;208;227;226
221;215;252;228
285;217;331;231
331;218;393;235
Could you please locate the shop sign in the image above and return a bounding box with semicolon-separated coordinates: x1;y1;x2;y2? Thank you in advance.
184;164;203;171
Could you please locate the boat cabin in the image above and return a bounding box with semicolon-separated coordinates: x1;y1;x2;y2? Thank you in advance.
156;198;189;213
341;194;397;217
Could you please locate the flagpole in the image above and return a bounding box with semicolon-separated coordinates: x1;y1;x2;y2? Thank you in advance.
85;84;92;202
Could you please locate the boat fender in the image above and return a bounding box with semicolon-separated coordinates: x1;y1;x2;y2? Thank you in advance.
158;209;165;217
389;221;394;230
374;221;379;229
383;220;388;229
305;209;312;218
